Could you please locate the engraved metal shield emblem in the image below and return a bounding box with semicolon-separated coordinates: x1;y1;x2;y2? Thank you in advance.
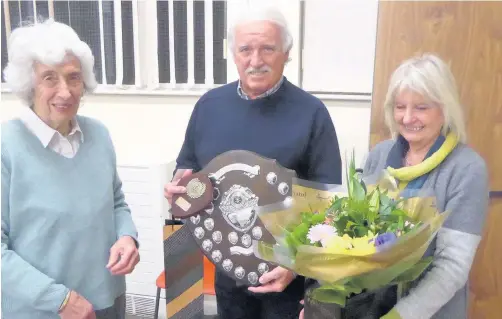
182;150;296;286
219;184;259;233
186;178;206;199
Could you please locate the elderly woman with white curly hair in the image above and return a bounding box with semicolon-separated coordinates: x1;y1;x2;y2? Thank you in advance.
361;53;489;319
1;19;139;319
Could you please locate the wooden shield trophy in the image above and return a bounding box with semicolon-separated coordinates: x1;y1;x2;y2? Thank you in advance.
171;150;296;286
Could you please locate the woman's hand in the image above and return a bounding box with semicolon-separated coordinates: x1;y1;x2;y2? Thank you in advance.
106;236;140;275
59;291;95;319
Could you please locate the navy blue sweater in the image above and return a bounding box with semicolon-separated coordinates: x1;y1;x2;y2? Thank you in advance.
175;78;342;299
176;78;342;184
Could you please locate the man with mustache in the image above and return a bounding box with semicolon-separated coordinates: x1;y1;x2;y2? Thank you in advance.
164;5;342;319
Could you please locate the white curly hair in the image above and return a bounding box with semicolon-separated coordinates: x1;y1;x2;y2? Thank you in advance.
3;18;97;106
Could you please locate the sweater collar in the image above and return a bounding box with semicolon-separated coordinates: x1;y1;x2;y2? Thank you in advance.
237;76;285;100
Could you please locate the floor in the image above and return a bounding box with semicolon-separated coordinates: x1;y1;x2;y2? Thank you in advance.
125;295;218;319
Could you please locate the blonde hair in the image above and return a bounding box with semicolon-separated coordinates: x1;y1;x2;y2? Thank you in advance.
383;53;467;143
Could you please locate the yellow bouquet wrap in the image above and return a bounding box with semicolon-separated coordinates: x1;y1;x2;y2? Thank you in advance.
253;157;449;307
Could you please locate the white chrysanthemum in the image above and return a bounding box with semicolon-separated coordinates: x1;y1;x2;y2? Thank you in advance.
307;224;338;247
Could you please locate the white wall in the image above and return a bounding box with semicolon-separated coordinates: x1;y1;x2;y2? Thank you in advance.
302;0;379;93
0;92;371;180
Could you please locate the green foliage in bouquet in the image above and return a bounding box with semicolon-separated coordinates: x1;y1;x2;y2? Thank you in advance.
254;151;449;307
285;152;420;255
329;153;420;237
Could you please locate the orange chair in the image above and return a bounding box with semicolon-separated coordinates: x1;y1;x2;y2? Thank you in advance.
154;271;166;319
154;256;215;319
203;256;216;295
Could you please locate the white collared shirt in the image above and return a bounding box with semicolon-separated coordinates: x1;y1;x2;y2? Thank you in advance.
19;109;84;158
237;76;285;100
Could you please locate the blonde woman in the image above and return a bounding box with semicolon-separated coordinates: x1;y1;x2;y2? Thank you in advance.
363;53;489;319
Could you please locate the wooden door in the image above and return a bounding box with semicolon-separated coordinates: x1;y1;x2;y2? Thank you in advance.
369;2;502;318
469;196;502;319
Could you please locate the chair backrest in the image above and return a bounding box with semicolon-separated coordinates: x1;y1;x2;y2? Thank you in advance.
203;256;216;295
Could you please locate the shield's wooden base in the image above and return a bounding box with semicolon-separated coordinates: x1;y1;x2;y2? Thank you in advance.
182;150;297;286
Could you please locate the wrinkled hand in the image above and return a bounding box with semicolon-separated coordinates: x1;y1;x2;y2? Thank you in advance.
247;267;296;293
299;300;304;319
59;291;95;319
164;170;193;205
106;236;139;275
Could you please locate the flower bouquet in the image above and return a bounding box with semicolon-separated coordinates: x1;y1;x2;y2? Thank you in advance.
253;155;449;318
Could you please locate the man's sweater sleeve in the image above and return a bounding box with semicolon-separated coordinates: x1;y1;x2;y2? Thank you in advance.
303;105;342;184
393;160;489;319
176;100;202;172
1;158;69;313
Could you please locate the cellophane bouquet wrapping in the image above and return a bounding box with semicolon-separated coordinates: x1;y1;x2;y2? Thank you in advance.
253;155;449;318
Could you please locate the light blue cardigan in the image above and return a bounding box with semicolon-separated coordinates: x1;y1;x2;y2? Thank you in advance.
1;117;138;319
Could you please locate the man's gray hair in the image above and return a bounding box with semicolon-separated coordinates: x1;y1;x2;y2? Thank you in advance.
227;5;293;54
3;18;97;106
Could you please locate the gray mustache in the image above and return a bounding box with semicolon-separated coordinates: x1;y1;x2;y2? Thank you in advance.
246;67;271;75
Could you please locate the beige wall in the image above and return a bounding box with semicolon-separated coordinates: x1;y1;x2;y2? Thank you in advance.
1;91;372;183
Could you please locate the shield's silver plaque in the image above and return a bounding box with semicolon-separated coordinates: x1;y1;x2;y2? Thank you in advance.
228;232;238;245
212;231;223;244
171;172;213;218
194;227;205;239
248;272;258;285
241;234;252;248
219;185;259;233
204;218;215;231
186;178;206;199
258;263;269;274
222;259;233;272
190;215;200;225
278;182;289;195
266;172;278;185
205;203;214;214
212;250;222;263
235;266;245;279
252;226;263;240
202;239;213;252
